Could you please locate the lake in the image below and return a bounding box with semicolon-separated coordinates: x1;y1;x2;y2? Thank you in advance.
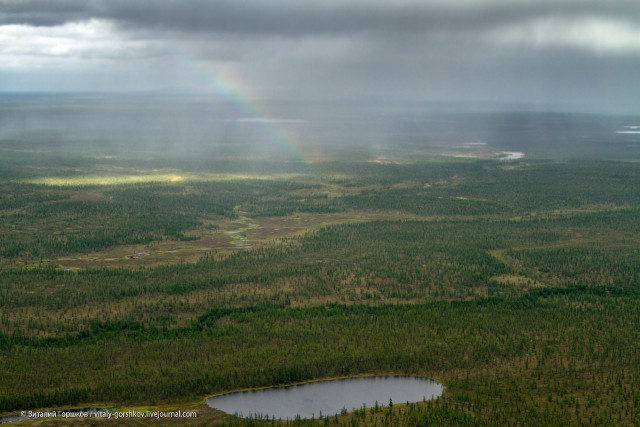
206;376;443;420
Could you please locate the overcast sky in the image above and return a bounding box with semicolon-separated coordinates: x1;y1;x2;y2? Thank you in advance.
1;0;639;112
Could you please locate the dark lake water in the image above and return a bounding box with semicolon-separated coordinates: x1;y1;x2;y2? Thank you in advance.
206;376;443;419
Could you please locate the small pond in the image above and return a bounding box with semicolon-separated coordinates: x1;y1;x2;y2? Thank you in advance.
206;376;443;419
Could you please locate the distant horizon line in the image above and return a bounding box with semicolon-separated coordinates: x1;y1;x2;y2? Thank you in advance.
0;91;636;116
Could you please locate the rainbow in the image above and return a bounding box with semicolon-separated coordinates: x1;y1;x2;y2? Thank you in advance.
170;45;312;163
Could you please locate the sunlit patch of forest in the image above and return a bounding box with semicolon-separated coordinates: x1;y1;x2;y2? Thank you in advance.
1;151;640;426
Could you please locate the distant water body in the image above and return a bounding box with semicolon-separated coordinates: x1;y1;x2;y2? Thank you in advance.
500;151;525;160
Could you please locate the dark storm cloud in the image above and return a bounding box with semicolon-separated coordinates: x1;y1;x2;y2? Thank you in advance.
0;0;89;26
1;0;639;113
1;0;639;37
